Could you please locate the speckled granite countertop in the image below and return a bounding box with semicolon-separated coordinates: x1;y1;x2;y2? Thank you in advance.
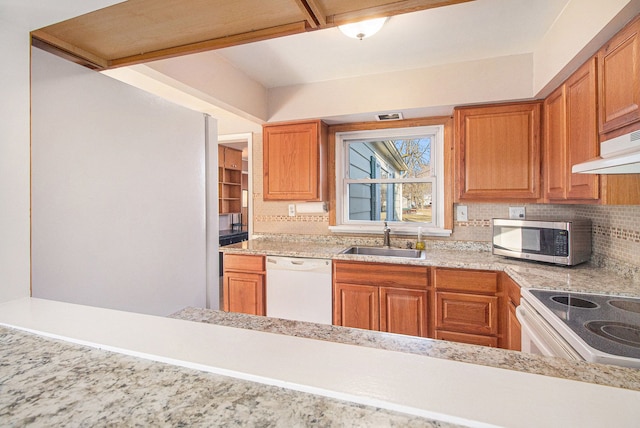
171;308;640;391
214;236;640;394
221;237;640;297
0;325;459;427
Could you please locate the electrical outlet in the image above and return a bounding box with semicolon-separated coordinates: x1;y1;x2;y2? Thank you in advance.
456;205;468;222
509;206;525;219
288;204;296;217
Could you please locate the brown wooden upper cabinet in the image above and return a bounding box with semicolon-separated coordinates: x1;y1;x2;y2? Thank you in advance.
455;102;542;202
598;15;640;137
222;146;242;170
263;120;328;201
544;58;600;203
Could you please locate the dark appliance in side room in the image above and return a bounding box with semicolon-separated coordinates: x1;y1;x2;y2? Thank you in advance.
219;213;248;278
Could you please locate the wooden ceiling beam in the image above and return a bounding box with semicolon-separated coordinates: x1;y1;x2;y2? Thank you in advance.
327;0;474;26
293;0;327;28
31;29;109;70
30;0;475;70
107;22;307;69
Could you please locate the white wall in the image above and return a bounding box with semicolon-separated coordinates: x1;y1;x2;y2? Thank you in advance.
102;65;263;135
125;2;640;124
0;9;31;303
0;0;122;304
31;48;207;316
268;54;533;122
145;51;269;124
533;0;640;96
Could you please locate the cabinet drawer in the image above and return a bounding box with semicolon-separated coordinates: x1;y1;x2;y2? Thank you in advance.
435;330;498;347
224;254;264;273
333;261;429;290
436;291;498;335
434;268;498;293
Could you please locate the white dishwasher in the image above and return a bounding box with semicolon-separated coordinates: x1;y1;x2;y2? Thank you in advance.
266;256;332;324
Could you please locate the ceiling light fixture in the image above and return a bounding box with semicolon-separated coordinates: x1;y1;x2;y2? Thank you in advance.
338;17;388;40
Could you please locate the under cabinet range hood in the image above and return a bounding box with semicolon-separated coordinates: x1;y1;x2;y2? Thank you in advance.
572;130;640;174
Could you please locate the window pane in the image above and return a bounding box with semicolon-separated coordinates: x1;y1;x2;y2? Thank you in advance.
348;182;433;223
347;138;431;179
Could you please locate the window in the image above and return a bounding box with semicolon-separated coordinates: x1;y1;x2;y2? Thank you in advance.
331;125;450;236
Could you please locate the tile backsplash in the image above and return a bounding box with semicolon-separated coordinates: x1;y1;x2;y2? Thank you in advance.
250;133;640;272
452;203;640;270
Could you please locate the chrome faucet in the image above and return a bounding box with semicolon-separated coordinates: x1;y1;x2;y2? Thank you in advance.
383;221;391;248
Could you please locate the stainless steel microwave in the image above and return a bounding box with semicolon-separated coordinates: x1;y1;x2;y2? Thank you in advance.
492;218;592;266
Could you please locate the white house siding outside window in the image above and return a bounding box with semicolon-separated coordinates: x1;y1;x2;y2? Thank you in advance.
331;125;450;237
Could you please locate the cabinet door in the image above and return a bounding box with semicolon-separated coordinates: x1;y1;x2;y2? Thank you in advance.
224;147;242;170
598;17;640;135
223;272;265;315
455;102;541;201
436;291;498;336
334;283;379;331
544;58;599;202
566;58;599;200
380;287;428;337
263;121;326;201
543;85;567;200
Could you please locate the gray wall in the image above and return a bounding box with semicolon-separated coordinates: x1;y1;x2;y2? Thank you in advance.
31;48;208;316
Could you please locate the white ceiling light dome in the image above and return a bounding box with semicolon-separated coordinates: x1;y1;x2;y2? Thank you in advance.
338;17;388;40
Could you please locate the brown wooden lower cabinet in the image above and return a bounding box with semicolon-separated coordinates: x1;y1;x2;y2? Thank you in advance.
503;273;522;351
334;283;379;331
223;254;266;316
333;261;430;337
244;258;521;350
434;268;501;348
333;263;525;349
380;287;428;337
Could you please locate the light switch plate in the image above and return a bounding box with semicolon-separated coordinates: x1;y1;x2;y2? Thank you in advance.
509;206;525;219
288;204;296;217
456;205;468;222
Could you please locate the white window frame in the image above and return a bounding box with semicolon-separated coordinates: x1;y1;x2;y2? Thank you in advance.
330;125;451;237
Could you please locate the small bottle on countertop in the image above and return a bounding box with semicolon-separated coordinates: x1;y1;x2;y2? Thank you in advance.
415;227;425;250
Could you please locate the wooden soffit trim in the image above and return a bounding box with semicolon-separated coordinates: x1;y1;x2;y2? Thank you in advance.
31;0;474;70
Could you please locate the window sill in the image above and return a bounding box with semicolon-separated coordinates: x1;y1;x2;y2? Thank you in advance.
329;225;452;237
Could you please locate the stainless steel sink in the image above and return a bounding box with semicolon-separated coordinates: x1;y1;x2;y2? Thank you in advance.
340;246;426;259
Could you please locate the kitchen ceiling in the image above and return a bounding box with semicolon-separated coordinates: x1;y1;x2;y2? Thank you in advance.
35;0;574;131
32;0;474;69
212;0;571;89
